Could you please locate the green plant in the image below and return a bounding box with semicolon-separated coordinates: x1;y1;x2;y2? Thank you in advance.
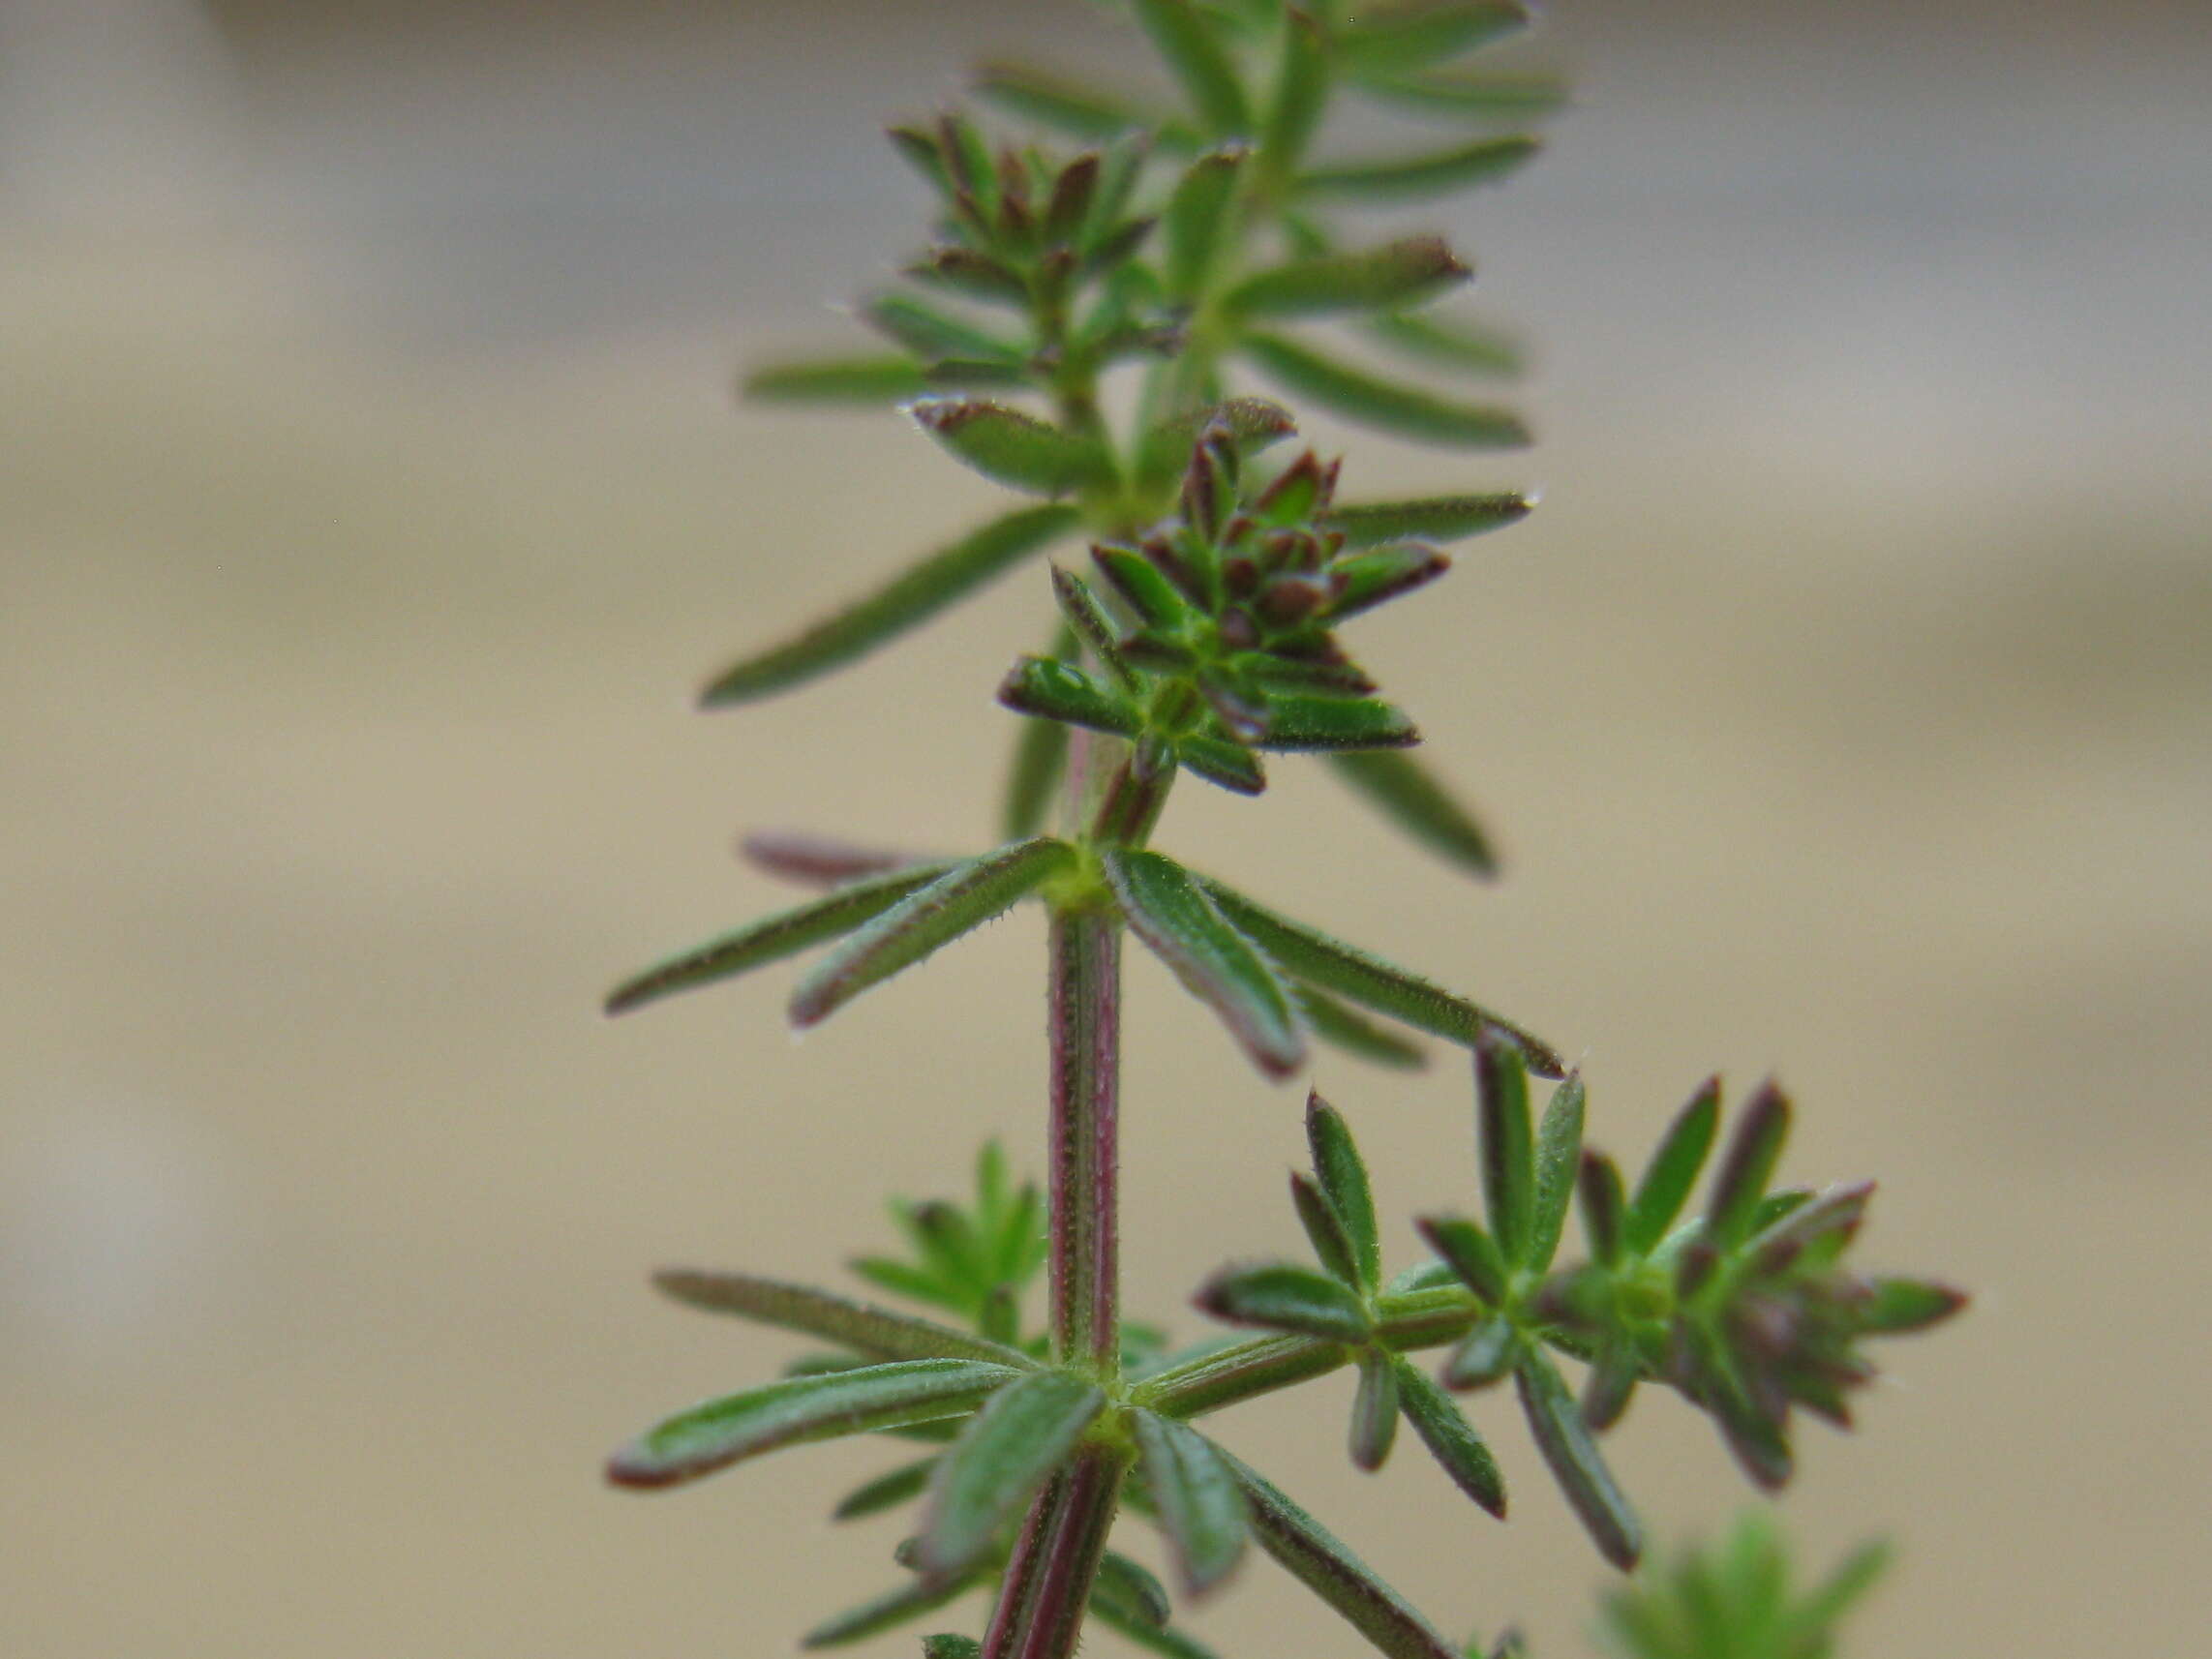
600;4;1962;1656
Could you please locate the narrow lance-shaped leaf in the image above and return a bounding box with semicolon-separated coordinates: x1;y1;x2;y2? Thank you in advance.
1049;566;1137;690
1177;732;1268;796
700;503;1080;706
1337;0;1532;77
1442;1312;1517;1390
1104;848;1306;1079
742;830;928;890
1624;1075;1721;1254
1290;1171;1362;1288
918;1370;1107;1577
1389;1355;1506;1517
833;1456;939;1522
1164;145;1249;301
1131;1409;1250;1597
865;294;1028;366
1861;1277;1969;1335
1090;1553;1172;1630
1225;237;1470;320
1216;1443;1463;1659
1000;656;1144;738
1325;494;1530;548
1707;1081;1792;1246
606;860;959;1015
1259;9;1328;176
1307;1092;1382;1292
651;1270;1037;1368
1196;872;1564;1074
973;60;1173;142
1292;982;1428;1071
1002;622;1078;838
922;1637;981;1659
1514;1350;1642;1570
1476;1039;1535;1266
607;1359;1019;1491
1416;1214;1508;1307
1364;308;1526;377
1132;0;1253;135
791;838;1076;1028
1197;1262;1371;1342
746;354;928;405
911;401;1113;498
1578;1150;1627;1269
1349;1350;1401;1471
1529;1073;1586;1272
1244;332;1530;449
1361;70;1569;122
1326;750;1499;878
1255;693;1420;752
803;1573;977;1649
1299;136;1541;203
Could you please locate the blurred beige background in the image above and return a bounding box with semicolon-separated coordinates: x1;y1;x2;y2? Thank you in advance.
4;1;2208;1654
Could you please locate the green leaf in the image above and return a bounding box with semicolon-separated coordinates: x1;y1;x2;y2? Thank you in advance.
1362;69;1566;122
1623;1076;1721;1255
921;1637;981;1659
911;400;1113;497
1195;873;1564;1074
1365;309;1526;377
1257;693;1420;751
746;353;928;404
1259;9;1329;176
1002;623;1079;838
1349;1349;1402;1470
1860;1277;1969;1335
1416;1215;1508;1307
1049;566;1137;690
907;245;1031;306
1132;0;1253;134
1243;333;1530;448
1104;848;1306;1079
1325;494;1530;548
1529;1073;1586;1273
605;862;959;1015
1706;1081;1791;1247
1786;1537;1894;1647
1441;1312;1517;1389
832;1456;939;1522
919;1370;1107;1576
1196;1262;1371;1342
1177;732;1269;795
1131;1408;1250;1595
1514;1351;1642;1570
1290;1171;1362;1288
1219;1445;1463;1659
1300;135;1540;203
1000;656;1145;738
1475;1038;1535;1266
1091;1553;1173;1629
1325;750;1499;878
1094;544;1196;629
650;1271;1037;1368
1337;1;1532;77
607;1359;1019;1491
1325;542;1453;620
1577;1151;1627;1270
803;1573;976;1648
1293;982;1428;1070
1306;1091;1382;1292
1227;237;1470;319
865;294;1029;366
791;839;1076;1027
974;60;1167;141
699;504;1081;706
1390;1355;1505;1516
1164;145;1251;301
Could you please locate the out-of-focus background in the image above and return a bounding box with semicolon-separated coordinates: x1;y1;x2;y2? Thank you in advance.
4;1;2206;1653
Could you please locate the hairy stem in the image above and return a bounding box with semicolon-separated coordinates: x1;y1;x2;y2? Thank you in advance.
1046;903;1123;1374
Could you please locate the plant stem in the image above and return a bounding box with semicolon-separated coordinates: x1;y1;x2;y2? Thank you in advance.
1045;901;1123;1375
980;1446;1129;1659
